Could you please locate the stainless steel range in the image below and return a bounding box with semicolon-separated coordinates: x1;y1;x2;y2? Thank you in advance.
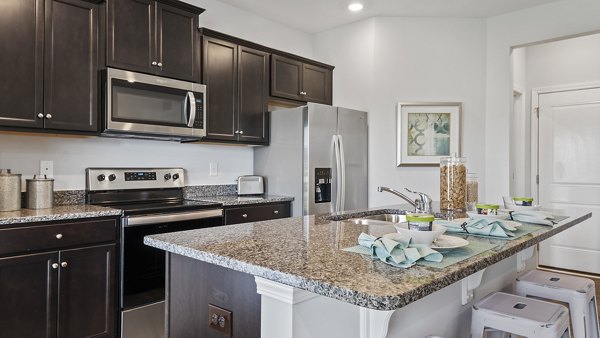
86;168;223;338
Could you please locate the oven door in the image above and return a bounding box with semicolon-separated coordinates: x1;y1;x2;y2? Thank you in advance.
105;68;206;139
120;209;223;310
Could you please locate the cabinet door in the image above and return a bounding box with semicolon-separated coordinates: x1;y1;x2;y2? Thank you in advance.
107;0;155;74
238;46;269;144
156;2;199;82
0;0;44;129
202;37;238;141
58;244;115;338
44;0;99;132
0;252;58;338
271;54;303;101
302;63;332;105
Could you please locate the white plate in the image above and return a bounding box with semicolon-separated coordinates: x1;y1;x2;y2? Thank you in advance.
430;235;469;250
454;217;521;228
467;211;510;221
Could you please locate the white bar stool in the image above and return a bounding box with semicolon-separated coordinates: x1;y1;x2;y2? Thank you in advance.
471;292;571;338
516;269;600;338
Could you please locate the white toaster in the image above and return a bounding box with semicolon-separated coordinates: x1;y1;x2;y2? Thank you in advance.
237;175;264;195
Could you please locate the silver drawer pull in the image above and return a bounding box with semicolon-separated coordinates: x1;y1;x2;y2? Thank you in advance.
45;113;52;119
55;234;63;239
152;61;157;66
52;263;59;269
273;210;279;214
37;113;44;119
61;262;68;268
242;214;248;218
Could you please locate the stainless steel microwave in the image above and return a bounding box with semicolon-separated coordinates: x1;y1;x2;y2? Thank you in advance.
103;68;206;141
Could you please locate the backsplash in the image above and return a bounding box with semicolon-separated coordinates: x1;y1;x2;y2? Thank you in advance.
36;184;238;206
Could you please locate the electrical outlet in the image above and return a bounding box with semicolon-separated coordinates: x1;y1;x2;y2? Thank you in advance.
209;162;218;176
208;304;232;336
39;160;53;178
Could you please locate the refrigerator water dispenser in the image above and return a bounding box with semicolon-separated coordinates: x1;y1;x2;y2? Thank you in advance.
315;168;331;203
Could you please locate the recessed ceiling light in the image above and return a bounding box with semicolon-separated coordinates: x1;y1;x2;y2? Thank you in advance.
348;3;363;12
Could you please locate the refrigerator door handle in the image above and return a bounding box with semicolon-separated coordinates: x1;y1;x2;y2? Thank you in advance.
333;135;342;212
338;134;346;211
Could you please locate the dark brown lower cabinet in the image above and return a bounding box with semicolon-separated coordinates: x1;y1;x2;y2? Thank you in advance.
58;245;115;338
167;253;261;338
0;218;117;338
0;252;57;338
224;202;291;225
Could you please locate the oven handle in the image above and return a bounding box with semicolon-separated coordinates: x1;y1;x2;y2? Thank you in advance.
124;209;223;227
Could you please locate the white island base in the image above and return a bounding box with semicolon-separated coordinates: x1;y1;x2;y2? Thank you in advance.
255;248;537;338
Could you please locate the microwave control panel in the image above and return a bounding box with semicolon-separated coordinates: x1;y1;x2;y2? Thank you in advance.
193;96;204;129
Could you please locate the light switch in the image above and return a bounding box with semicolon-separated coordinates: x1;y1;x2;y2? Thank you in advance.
209;162;218;176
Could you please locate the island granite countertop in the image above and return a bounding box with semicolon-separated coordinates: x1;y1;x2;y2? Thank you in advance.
144;206;591;311
0;205;122;226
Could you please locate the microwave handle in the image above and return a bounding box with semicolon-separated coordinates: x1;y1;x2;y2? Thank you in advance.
186;91;197;127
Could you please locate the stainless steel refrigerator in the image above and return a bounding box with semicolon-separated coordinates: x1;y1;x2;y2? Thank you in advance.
254;103;368;216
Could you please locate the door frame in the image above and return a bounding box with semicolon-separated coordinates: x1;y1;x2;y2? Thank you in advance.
530;81;600;203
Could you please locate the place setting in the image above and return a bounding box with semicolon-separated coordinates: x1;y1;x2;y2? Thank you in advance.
342;214;498;269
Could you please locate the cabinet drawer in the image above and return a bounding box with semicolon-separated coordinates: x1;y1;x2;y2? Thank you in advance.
225;203;290;225
0;219;117;256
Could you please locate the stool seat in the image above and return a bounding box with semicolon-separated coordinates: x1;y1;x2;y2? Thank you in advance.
471;292;571;338
516;269;599;338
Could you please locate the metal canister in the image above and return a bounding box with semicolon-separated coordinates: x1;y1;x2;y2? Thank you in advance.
0;169;22;211
26;175;54;209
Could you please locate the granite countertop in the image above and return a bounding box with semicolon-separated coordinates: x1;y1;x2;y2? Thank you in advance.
0;205;122;226
187;194;294;207
145;206;591;311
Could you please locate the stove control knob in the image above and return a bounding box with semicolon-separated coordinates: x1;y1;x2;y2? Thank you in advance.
108;174;116;181
172;173;180;181
164;173;172;180
97;174;106;182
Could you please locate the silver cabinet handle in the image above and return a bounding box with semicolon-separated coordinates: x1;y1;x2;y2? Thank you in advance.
45;113;52;119
60;262;67;268
234;131;239;134
242;214;248;218
273;210;279;214
152;61;157;66
52;263;59;269
157;62;163;67
55;234;63;239
37;113;44;119
239;130;244;135
300;91;307;95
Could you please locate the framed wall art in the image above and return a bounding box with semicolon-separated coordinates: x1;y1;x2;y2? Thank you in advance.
397;102;461;166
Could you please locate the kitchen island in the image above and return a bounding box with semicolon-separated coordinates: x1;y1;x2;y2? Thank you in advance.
145;206;591;337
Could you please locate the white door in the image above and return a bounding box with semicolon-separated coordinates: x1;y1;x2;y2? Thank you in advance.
537;87;600;274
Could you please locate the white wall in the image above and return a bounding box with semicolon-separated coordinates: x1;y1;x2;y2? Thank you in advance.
525;32;600;89
314;17;487;207
0;0;314;191
485;0;600;201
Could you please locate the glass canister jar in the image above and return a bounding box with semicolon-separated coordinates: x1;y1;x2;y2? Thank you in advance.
406;214;434;231
440;154;467;211
466;172;478;211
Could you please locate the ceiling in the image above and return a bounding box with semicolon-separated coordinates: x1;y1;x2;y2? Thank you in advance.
217;0;562;33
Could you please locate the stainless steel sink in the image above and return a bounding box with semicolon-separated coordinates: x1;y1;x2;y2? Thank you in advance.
359;214;407;223
346;213;406;225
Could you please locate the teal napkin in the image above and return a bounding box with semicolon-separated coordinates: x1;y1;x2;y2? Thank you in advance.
509;210;555;226
356;233;442;268
434;218;515;237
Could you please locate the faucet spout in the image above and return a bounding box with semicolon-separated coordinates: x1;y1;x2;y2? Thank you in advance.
377;186;417;208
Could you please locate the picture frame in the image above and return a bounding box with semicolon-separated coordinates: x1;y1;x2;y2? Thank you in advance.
396;102;461;166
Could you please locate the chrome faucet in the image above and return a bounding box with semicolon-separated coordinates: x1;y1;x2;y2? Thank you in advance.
377;186;433;214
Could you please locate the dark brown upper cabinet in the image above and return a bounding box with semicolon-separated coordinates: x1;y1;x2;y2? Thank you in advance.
107;0;203;82
0;0;99;132
202;33;269;145
271;54;333;105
